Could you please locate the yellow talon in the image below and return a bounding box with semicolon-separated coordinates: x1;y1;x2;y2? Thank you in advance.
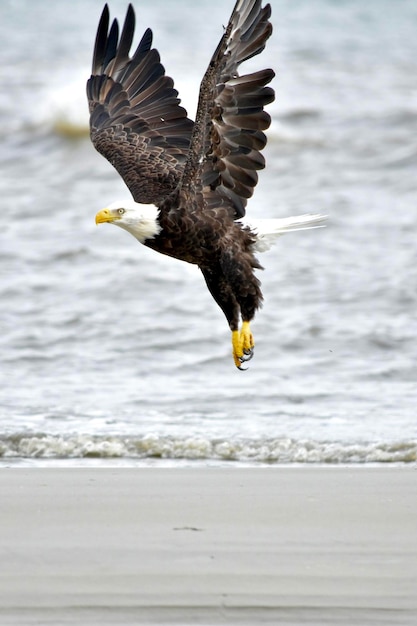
232;322;255;369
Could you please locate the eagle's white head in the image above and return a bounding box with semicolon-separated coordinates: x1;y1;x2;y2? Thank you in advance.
95;199;161;243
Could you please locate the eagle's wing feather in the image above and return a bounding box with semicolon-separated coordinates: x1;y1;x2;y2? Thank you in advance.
180;0;274;219
87;4;194;205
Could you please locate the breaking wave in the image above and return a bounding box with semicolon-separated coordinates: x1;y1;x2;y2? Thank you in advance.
0;434;415;465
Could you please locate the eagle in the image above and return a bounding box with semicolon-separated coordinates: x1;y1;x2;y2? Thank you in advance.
87;0;325;369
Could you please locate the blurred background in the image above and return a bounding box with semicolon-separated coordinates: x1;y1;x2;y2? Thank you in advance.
1;0;416;465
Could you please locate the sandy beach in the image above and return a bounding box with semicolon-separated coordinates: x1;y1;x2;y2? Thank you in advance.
0;468;416;625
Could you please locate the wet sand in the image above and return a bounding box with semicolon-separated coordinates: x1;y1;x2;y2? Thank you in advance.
0;468;416;625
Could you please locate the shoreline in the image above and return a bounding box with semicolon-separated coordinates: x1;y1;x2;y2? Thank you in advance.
1;467;416;625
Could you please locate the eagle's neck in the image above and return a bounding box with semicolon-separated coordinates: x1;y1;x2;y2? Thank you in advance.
122;205;161;244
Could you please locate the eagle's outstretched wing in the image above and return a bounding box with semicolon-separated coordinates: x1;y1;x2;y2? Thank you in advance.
180;0;275;219
87;4;194;205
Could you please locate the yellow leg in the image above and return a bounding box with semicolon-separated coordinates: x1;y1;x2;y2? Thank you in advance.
231;322;255;369
241;321;254;353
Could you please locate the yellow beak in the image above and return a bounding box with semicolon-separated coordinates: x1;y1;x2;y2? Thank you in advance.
95;208;119;225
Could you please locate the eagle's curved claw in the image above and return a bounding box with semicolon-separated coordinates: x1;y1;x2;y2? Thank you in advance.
237;348;254;370
240;348;254;362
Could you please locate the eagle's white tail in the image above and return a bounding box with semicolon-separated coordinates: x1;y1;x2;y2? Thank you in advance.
239;213;327;252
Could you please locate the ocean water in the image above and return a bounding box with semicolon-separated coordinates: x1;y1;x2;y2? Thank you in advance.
1;0;416;466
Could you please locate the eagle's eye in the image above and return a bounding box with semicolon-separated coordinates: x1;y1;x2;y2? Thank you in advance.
118;208;125;215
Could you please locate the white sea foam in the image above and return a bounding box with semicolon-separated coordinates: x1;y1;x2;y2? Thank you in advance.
0;434;416;465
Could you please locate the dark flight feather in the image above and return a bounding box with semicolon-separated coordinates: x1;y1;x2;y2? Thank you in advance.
87;3;194;204
179;0;274;219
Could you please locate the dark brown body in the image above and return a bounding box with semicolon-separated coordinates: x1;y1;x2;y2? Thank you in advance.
145;195;263;331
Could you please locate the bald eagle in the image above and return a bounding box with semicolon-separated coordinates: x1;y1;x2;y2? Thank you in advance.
87;1;325;369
